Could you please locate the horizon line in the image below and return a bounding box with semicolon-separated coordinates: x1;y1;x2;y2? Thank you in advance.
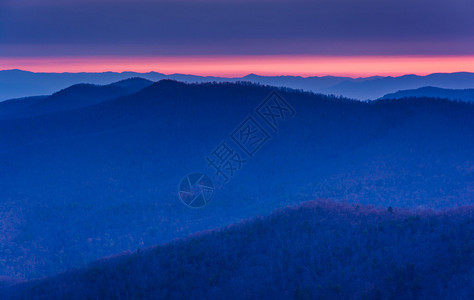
2;68;474;80
2;55;474;77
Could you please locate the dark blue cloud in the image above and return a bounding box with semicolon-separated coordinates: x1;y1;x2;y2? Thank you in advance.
1;0;473;56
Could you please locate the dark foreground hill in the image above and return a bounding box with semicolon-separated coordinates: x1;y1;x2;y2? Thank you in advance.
2;201;473;300
0;81;473;279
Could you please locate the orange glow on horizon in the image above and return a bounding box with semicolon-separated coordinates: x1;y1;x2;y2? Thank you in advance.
2;55;474;77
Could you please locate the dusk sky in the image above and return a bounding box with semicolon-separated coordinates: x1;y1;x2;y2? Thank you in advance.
1;0;474;76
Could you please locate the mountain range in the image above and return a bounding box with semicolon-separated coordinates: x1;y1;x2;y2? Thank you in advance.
0;79;473;281
3;69;474;101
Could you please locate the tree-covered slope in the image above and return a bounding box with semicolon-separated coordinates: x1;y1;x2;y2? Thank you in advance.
3;201;473;299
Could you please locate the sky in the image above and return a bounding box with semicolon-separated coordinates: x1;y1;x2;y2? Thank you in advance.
1;0;473;76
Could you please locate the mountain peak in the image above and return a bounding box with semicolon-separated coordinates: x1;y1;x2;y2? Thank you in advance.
148;79;188;89
106;77;153;92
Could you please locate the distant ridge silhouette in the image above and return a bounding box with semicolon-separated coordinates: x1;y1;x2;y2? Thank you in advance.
382;86;474;102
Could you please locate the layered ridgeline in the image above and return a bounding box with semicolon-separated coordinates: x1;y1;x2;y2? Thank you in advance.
3;69;474;101
2;201;473;299
0;80;473;279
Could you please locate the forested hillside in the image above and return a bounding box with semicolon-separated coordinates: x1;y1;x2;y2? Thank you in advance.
3;201;472;299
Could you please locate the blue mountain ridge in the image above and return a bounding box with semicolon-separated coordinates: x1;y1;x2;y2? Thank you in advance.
382;86;474;102
0;77;153;120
